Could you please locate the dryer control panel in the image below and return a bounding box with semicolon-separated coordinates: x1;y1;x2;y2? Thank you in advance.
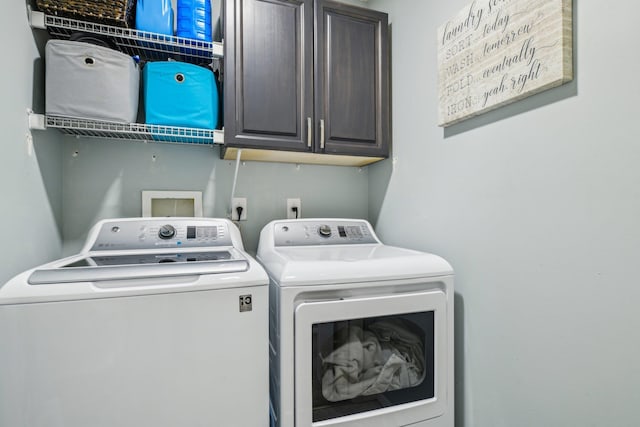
273;220;378;246
89;219;234;251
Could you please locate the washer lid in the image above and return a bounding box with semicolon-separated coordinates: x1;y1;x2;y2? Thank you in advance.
28;249;249;285
259;244;453;286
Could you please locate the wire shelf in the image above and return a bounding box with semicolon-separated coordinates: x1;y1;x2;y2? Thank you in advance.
45;115;222;146
38;13;223;63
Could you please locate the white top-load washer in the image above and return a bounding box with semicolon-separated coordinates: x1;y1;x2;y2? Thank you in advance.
257;219;454;427
0;218;269;427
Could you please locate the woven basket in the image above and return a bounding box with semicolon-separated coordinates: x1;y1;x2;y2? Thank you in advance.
35;0;136;28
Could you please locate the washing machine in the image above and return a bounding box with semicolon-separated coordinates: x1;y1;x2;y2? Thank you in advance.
0;218;269;427
257;219;454;427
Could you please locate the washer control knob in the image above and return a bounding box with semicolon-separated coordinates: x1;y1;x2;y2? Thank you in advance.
158;224;176;240
318;225;332;238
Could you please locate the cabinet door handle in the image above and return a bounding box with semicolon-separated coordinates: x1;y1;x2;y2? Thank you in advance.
307;117;312;148
320;119;325;150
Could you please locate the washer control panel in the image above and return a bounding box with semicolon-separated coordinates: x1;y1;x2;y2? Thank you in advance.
273;220;378;246
90;219;233;251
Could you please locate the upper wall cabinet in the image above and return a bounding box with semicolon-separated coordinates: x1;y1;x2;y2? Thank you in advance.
222;0;389;166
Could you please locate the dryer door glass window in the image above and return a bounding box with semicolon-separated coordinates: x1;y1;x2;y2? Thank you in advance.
311;312;435;422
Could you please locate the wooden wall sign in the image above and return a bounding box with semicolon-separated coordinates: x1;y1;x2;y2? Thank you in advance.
437;0;573;127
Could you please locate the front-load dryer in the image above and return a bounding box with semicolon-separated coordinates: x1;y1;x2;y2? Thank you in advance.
0;218;269;427
257;219;454;427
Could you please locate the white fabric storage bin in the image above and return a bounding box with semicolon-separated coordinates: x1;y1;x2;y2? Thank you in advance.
45;40;139;123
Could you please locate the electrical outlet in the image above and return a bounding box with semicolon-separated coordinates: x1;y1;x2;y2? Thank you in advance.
232;197;247;221
287;198;301;219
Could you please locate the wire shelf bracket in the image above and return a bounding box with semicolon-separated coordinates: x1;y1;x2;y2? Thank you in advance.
27;110;47;131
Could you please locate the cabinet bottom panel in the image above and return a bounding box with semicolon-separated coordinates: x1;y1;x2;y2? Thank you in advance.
221;147;384;167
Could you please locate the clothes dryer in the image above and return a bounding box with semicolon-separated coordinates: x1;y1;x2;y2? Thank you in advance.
258;219;454;427
0;218;269;427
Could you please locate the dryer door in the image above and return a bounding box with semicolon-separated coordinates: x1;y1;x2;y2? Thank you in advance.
294;289;448;426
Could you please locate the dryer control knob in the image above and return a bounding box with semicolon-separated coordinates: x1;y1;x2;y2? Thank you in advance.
318;225;332;238
158;224;176;239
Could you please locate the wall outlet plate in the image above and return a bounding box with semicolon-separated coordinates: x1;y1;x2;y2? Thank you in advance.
232;197;247;221
287;198;301;219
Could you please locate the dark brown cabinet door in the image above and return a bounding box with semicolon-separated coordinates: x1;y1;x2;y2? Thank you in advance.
224;0;389;160
314;0;389;157
224;0;313;151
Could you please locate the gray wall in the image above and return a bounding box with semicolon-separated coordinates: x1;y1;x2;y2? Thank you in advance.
61;140;369;255
0;2;64;284
368;0;640;426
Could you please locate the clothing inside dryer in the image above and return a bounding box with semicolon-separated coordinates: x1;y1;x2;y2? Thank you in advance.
312;312;435;422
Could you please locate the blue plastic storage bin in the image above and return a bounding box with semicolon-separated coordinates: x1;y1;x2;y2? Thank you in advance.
143;61;218;129
136;0;174;35
177;0;212;41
